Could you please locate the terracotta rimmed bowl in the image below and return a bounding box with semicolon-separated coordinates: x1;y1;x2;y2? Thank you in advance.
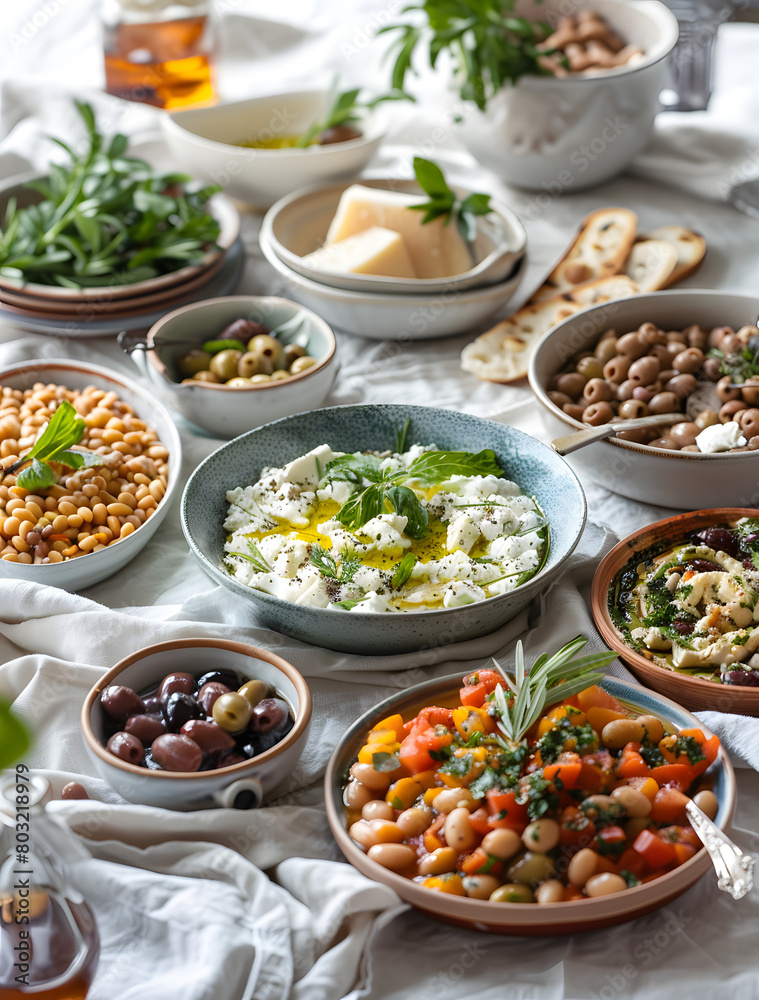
0;359;182;592
324;672;735;935
528;290;759;510
181;403;586;655
124;295;338;439
591;507;759;714
0;172;240;302
81;638;312;811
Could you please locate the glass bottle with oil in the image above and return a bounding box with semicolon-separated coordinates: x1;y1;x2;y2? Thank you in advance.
102;0;216;110
0;776;99;999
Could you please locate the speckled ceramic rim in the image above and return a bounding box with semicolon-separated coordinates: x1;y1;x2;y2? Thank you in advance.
80;637;312;779
0;358;182;575
164;90;386;158
180;403;587;620
324;672;735;931
529;289;759;462
591;507;759;697
145;295;337;393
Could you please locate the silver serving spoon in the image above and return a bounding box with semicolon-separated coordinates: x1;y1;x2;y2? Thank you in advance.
551;413;685;456
685;800;755;900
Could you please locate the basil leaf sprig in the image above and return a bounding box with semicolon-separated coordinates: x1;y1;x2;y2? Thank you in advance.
410;158;493;243
380;0;555;112
491;636;617;746
6;400;102;492
0;101;221;288
321;446;502;537
309;544;362;585
295;87;410;148
392;552;418;589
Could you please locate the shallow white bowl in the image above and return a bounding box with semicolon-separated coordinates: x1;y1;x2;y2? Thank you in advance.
528;289;759;509
81;638;312;811
261;237;525;340
161;91;386;208
0;359;182;591
125;295;338;439
456;0;678;191
261;178;527;294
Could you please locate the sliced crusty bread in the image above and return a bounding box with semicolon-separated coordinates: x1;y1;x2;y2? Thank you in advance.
530;207;638;302
640;225;707;286
624;239;679;291
461;298;580;383
562;273;640;305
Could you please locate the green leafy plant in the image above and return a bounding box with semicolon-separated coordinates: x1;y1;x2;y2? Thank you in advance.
6;400;101;491
295;86;410;148
321;447;502;537
309;544;362;584
410;158;492;242
492;636;617;746
0;700;31;769
0;101;221;288
380;0;555;111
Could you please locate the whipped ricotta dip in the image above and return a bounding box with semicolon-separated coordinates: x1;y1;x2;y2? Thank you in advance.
222;442;548;613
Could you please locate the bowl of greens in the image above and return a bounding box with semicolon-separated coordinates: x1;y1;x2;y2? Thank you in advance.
0;102;238;301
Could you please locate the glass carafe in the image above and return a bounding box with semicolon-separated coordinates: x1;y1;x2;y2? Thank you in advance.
0;775;99;999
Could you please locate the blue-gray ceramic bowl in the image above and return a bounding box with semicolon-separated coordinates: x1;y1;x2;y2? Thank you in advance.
180;404;587;654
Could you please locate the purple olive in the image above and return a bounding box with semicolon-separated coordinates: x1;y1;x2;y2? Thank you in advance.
198;681;231;715
724;670;759;687
673;620;695;635
100;685;145;721
249;697;290;733
196;669;241;691
143;695;162;714
107;731;144;765
125;714;167;743
216;750;247;768
695;528;739;557
686;558;722;573
162;692;203;731
151;733;203;771
180;719;235;753
158;672;196;701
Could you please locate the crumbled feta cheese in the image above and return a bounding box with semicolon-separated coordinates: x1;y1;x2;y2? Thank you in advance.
696;421;746;453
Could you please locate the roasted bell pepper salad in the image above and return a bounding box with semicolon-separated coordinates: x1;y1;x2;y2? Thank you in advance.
343;637;721;903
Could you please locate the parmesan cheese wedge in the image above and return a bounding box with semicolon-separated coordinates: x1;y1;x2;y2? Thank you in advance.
301;226;418;279
326;185;473;279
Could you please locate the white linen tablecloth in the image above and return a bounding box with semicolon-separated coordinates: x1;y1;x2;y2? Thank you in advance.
1;4;759;998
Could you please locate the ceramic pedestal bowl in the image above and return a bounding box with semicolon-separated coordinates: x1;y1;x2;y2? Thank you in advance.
181;404;586;655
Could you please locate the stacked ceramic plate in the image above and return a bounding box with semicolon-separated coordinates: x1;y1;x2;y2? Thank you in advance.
259;178;527;341
0;174;243;338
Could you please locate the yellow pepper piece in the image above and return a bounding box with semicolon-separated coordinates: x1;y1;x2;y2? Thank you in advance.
358;741;400;765
451;706;493;740
386;776;425;810
367;728;399;746
424;787;443;807
420;873;466;895
372;713;406;742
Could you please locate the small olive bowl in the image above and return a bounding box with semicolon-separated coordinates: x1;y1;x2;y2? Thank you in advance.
81;638;312;811
324;672;735;934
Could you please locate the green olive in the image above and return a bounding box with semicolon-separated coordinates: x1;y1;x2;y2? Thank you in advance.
247;334;284;370
177;349;213;377
489;883;535;903
270;370;292;381
191;370;220;383
226;377;254;387
237;352;266;378
209;349;242;382
506;852;556;886
284;343;306;366
249;374;272;384
212;692;252;733
238;679;275;709
289;356;318;375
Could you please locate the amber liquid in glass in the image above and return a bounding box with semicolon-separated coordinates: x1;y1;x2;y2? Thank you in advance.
0;894;99;999
104;16;215;109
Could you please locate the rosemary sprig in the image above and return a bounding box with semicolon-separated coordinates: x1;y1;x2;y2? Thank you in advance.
491;637;617;745
310;544;362;584
229;538;273;574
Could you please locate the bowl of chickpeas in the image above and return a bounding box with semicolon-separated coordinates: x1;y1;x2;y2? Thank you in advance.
127;295;337;439
0;359;182;592
528;290;759;509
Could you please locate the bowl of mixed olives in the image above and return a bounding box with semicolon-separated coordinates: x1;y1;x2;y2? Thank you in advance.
126;295;337;438
81;637;312;810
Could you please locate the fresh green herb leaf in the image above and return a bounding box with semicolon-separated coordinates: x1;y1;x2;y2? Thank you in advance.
385;485;428;539
372;751;402;772
409;157;492;243
395;418;411;455
202;338;247;355
620;870;641;888
229;538;273;574
335;482;388;532
392;552;418;589
309;544;362;584
331;598;368;611
670;735;706;765
403;448;502;484
322;453;384;486
8;400;102;491
295;86;410;148
439;753;474;778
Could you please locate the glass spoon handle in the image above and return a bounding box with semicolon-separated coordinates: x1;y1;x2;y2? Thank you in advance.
685;800;755;900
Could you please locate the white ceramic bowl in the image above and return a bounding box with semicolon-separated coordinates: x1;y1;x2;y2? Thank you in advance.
125;295;338;439
161;91;386;208
261;179;527;294
0;359;182;591
455;0;678;191
81;638;312;811
260;238;525;340
528;289;759;509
